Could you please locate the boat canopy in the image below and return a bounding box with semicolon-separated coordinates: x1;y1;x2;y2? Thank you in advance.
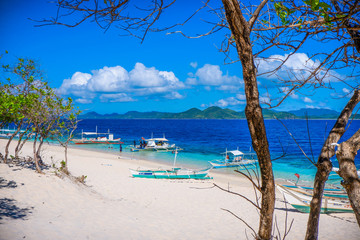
222;150;244;156
82;132;98;135
146;138;168;141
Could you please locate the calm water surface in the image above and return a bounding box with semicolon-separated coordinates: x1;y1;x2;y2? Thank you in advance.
74;119;360;184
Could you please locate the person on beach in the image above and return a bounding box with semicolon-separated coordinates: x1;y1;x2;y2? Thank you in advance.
133;140;136;148
119;144;122;152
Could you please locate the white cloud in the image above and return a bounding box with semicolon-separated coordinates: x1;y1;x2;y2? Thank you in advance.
58;63;185;103
260;96;271;105
57;72;92;97
164;92;184;99
190;62;198;68
195;64;223;85
343;88;350;94
280;87;299;99
88;66;129;92
236;93;246;100
76;98;93;104
186;64;243;90
304;97;313;103
99;93;136;103
305;105;316;108
217;85;240;91
210;95;246;108
256;53;341;83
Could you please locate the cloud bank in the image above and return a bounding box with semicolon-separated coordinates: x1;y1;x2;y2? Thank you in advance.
58;63;185;103
186;64;243;92
256;52;341;84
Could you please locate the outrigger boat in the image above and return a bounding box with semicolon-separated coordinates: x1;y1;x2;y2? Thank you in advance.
209;149;257;169
276;184;353;213
129;148;212;179
0;128;28;139
72;127;122;145
129;167;212;179
281;184;348;199
131;134;178;152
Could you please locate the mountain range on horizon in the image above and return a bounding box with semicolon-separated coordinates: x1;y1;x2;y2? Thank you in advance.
78;106;357;120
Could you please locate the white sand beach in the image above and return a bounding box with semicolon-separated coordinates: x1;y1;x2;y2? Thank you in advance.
0;139;359;240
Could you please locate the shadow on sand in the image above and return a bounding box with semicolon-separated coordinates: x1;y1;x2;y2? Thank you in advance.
0;177;33;221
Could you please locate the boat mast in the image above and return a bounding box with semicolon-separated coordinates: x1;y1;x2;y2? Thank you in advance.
173;147;178;167
225;148;228;162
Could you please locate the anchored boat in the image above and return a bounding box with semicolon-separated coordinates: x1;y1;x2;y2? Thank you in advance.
72;126;122;145
129;167;212;179
282;184;348;199
276;184;353;213
209;149;257;169
131;134;178;152
130;148;212;179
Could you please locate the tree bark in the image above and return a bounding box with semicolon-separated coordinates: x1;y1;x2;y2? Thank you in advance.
32;133;42;173
222;1;274;239
35;138;44;173
15;126;32;158
4;123;22;162
305;89;360;240
335;129;360;226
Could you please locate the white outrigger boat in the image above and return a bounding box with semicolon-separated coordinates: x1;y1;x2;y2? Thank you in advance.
130;148;212;179
209;149;257;169
276;184;353;213
129;167;212;179
281;184;348;199
72;127;122;145
131;134;178;152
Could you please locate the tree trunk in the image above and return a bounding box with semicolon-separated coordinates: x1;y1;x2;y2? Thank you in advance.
222;1;274;239
32;133;42;173
15;127;30;158
35;138;44;173
305;89;360;239
16;129;35;158
64;145;69;173
336;129;360;226
4;123;22;162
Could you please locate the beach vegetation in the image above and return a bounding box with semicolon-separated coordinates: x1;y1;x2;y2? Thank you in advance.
49;99;81;174
0;56;80;174
36;0;360;239
1;57;41;163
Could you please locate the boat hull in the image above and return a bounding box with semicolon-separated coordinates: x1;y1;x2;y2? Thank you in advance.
73;138;122;145
276;185;353;213
130;146;178;152
209;160;256;169
129;168;211;179
282;184;348;199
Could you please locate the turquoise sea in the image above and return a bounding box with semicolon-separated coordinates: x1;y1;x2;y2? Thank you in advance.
73;119;360;185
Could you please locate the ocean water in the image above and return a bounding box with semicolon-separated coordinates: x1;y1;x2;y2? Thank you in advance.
73;119;360;184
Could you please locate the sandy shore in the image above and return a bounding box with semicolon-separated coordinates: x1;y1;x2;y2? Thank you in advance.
0;139;359;240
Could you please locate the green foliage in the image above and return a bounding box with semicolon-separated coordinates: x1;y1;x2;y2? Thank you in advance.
272;0;333;27
60;160;66;169
1;55;81;160
76;175;87;183
274;2;295;25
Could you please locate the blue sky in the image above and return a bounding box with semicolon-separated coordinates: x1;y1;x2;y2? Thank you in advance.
1;0;358;114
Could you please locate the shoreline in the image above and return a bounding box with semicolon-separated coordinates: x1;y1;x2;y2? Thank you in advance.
0;138;359;239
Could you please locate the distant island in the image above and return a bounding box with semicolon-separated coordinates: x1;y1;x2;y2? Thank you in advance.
79;106;359;120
